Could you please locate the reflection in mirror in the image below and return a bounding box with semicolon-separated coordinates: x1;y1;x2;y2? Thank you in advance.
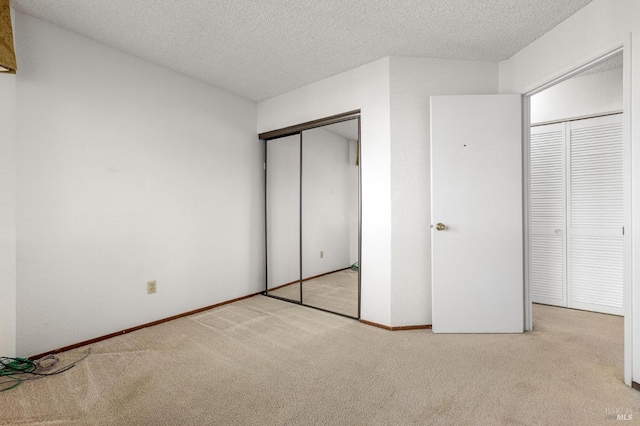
266;134;301;302
301;119;359;317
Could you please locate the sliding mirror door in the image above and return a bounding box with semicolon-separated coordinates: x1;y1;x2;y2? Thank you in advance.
301;119;359;317
266;134;301;302
263;111;360;319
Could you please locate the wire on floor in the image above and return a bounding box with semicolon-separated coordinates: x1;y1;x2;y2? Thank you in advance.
0;348;91;393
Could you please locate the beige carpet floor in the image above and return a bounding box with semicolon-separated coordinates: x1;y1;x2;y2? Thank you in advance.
268;269;358;317
1;298;638;425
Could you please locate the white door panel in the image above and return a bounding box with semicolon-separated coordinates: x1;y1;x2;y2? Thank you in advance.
530;234;565;305
431;95;524;334
568;114;624;316
530;123;566;306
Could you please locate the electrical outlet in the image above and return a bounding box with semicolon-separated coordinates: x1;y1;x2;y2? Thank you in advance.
147;280;157;294
320;251;324;258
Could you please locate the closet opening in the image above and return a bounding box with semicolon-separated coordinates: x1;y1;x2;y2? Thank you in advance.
525;49;629;383
260;111;361;319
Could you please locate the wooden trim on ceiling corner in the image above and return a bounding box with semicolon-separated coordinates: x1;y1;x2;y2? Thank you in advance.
632;381;640;392
359;319;432;331
258;109;361;140
29;291;263;361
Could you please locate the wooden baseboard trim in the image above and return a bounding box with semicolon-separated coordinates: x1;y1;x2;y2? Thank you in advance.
632;381;640;391
29;291;263;360
359;319;431;331
267;280;299;292
392;324;433;331
268;267;352;292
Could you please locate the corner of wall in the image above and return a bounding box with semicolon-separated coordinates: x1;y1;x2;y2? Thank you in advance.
12;13;264;356
256;57;393;327
387;57;500;328
497;59;514;94
0;73;17;357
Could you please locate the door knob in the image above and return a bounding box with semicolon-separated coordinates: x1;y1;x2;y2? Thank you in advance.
436;223;446;231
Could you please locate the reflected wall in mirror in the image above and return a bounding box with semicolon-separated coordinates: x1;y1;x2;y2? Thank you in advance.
301;119;359;317
266;134;301;302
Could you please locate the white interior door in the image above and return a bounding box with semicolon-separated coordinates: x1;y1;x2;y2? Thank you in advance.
568;114;624;315
530;123;566;307
431;95;523;333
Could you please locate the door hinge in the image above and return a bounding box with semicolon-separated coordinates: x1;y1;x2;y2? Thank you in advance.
622;226;625;236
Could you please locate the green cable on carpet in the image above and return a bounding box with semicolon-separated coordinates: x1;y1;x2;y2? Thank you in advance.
0;357;35;392
0;348;91;393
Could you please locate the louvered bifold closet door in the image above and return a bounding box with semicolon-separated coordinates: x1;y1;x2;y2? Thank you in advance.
568;114;624;315
530;123;566;307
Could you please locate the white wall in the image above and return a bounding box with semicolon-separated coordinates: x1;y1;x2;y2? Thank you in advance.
388;57;499;326
258;58;392;326
498;0;640;383
302;127;352;278
0;73;17;357
531;68;623;124
14;13;264;357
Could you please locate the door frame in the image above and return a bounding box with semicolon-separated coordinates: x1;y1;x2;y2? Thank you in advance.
521;36;632;386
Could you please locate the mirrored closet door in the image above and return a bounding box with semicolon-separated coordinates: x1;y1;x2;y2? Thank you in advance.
264;114;360;318
301;121;359;317
266;134;301;303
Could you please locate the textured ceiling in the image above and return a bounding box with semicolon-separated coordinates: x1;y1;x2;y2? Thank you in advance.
11;0;594;102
